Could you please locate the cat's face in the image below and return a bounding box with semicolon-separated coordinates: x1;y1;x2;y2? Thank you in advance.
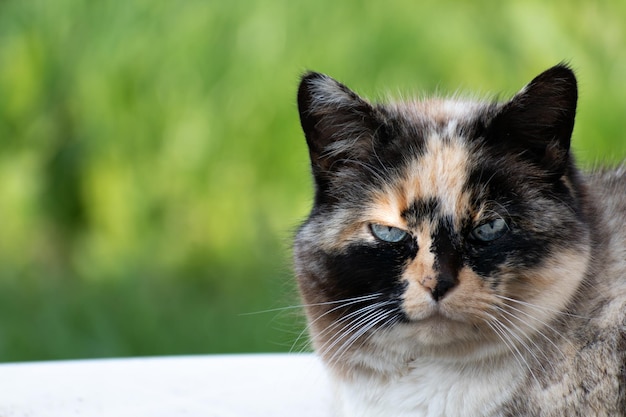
294;65;591;375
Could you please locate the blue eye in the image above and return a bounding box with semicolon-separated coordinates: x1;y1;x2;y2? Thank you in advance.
370;224;408;243
471;218;508;242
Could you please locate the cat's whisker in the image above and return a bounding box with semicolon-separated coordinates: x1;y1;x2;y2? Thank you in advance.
318;302;396;356
326;308;395;368
319;310;380;361
241;296;375;354
484;318;524;370
326;314;387;367
485;313;541;386
353;309;403;353
494;294;591;320
288;294;384;353
293;302;385;354
239;293;383;354
241;293;384;316
313;302;389;346
317;301;396;363
493;305;554;373
341;306;402;353
494;297;571;359
315;305;382;352
492;312;546;373
484;317;530;377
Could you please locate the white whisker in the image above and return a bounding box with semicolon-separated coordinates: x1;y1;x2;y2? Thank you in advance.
494;306;552;373
494;296;571;358
318;302;394;358
485;313;540;385
313;301;389;345
289;294;384;353
241;293;384;316
494;294;590;320
484;318;528;375
316;300;397;362
326;308;394;367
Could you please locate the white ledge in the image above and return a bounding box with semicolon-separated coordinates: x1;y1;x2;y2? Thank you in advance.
0;353;332;416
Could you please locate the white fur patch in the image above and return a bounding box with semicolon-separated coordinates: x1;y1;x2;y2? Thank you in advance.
335;355;522;417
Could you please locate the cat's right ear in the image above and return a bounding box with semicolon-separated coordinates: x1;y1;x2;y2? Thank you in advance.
486;64;578;176
297;72;380;173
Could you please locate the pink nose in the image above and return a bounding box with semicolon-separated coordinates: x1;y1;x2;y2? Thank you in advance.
420;274;456;301
420;275;437;292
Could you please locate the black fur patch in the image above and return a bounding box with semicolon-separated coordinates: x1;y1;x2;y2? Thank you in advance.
431;217;462;300
402;198;440;226
321;238;418;304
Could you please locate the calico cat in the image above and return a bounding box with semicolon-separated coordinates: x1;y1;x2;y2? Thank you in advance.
293;64;626;417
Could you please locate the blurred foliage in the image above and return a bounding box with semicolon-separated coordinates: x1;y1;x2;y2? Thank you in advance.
0;0;624;361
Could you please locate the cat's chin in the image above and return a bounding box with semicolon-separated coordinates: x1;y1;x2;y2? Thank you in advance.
391;316;489;351
397;288;492;348
324;318;508;379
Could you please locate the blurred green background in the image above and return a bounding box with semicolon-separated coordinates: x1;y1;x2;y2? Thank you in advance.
0;0;624;362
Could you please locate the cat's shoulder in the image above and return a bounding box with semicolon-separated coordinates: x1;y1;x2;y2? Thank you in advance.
583;163;626;248
582;162;626;320
586;163;626;201
587;161;626;190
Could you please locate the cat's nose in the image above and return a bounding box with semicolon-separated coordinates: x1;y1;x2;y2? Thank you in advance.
430;276;456;301
421;273;457;301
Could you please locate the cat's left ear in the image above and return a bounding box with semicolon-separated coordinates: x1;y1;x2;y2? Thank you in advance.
488;64;577;175
297;72;382;174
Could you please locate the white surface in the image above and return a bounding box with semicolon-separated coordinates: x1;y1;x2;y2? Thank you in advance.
0;353;332;416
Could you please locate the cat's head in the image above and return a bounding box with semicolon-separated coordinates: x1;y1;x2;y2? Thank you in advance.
294;65;591;376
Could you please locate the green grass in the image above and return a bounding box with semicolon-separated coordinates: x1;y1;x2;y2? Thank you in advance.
0;0;624;361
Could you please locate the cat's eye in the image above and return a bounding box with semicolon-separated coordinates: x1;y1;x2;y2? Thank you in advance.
370;224;408;243
470;218;508;242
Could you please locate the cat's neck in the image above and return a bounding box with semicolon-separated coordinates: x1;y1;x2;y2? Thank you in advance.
335;352;523;417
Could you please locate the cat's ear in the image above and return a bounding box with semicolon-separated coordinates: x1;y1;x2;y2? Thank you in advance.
488;64;577;174
297;72;381;173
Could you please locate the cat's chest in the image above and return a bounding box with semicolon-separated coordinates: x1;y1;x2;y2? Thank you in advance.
334;358;522;417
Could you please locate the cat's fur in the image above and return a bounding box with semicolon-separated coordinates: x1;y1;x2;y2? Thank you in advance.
294;64;626;416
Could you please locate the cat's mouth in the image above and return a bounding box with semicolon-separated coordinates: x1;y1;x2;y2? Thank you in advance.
401;293;458;320
387;308;484;350
406;294;493;337
401;303;469;327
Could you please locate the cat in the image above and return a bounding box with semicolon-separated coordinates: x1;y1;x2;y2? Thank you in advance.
293;64;626;417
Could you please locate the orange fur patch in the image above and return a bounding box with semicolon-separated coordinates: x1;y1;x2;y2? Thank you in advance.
366;134;474;233
402;135;472;218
